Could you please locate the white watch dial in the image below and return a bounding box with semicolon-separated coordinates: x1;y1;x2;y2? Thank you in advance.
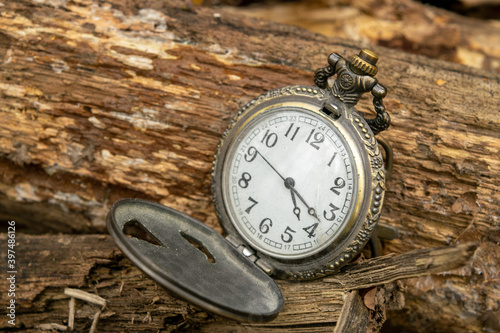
222;107;358;259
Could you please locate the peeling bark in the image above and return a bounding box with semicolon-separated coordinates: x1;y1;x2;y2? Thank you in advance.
0;0;498;332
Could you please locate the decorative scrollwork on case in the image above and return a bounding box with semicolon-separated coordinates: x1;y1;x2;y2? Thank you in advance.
290;86;326;98
314;65;335;89
371;156;384;169
238;85;328;115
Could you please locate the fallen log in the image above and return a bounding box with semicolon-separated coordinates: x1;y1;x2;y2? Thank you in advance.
0;0;498;332
0;233;477;332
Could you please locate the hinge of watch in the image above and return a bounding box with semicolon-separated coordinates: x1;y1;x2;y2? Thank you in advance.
226;234;258;261
225;234;274;276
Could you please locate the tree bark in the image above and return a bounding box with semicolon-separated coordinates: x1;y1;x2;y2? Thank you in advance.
0;233;476;332
0;0;499;332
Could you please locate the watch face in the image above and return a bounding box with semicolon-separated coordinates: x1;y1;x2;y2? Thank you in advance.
220;106;358;260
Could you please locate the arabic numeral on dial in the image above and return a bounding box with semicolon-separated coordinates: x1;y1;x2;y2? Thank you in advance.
245;196;258;214
305;129;324;150
327;152;337;167
244;146;257;162
330;177;346;195
285;123;300;141
302;223;318;238
281;226;296;243
238;172;252;188
261;129;278;148
259;218;273;234
323;203;339;221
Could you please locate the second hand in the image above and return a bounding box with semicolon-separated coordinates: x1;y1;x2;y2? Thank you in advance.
255;150;285;181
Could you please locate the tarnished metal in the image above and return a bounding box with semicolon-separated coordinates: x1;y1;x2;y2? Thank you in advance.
314;49;391;134
212;49;395;280
107;199;284;322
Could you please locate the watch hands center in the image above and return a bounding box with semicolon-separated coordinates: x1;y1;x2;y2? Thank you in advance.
255;147;320;222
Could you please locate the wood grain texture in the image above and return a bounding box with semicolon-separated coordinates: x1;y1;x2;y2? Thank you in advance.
334;290;370;333
0;234;474;332
0;0;498;332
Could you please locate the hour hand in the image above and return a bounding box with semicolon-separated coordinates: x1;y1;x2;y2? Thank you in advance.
285;178;301;221
290;190;301;221
284;177;320;222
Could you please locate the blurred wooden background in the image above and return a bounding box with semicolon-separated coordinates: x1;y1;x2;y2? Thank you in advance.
224;0;500;73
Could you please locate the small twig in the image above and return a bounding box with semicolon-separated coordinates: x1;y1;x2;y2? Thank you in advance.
89;310;102;333
119;281;124;295
64;288;108;332
142;311;152;323
38;323;68;331
68;297;75;330
64;288;107;308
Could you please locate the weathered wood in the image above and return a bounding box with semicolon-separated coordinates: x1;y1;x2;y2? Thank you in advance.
333;284;405;333
0;0;498;332
0;234;475;331
325;242;479;290
226;0;500;73
334;291;370;333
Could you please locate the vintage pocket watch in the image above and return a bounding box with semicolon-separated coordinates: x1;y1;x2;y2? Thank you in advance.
107;49;395;322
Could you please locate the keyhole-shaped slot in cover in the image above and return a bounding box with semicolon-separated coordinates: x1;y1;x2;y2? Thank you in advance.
180;232;216;264
123;219;162;246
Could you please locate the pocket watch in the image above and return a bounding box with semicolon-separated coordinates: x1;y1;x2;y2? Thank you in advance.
107;49;395;322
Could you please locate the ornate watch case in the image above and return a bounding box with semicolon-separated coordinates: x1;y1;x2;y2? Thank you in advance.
107;49;395;322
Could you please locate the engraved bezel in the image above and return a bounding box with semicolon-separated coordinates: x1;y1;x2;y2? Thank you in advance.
212;85;386;280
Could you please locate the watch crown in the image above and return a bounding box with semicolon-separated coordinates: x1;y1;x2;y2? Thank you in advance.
350;49;379;76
